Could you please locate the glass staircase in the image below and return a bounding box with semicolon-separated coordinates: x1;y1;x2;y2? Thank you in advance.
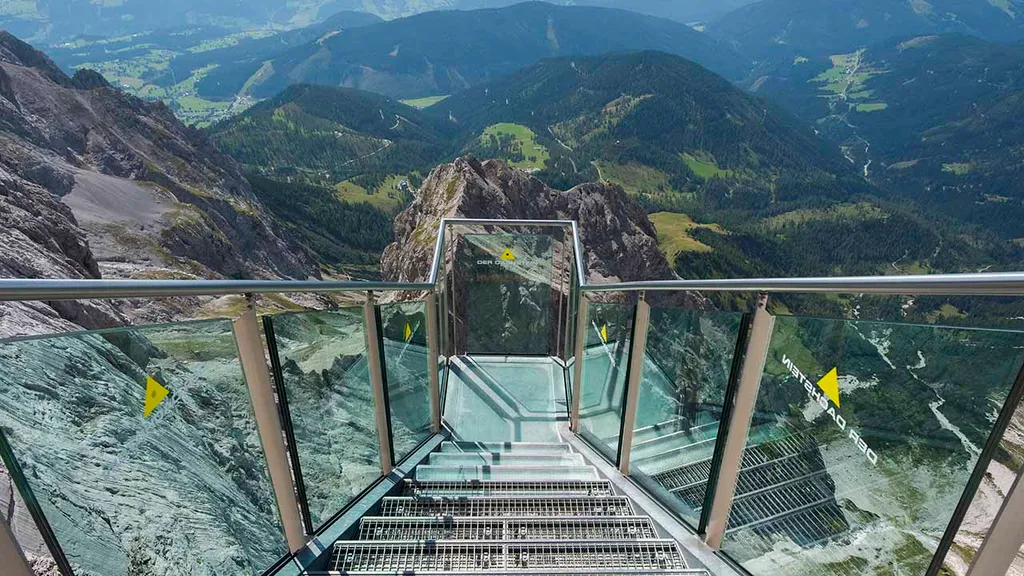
316;440;711;575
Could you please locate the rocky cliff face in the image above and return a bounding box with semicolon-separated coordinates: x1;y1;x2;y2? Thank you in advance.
0;31;317;335
381;156;698;354
381;156;678;285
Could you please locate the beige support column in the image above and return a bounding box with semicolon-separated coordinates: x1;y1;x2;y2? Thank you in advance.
0;520;32;576
233;295;306;551
363;292;393;475
967;466;1024;576
618;292;650;475
425;291;442;432
570;296;590;431
704;293;774;550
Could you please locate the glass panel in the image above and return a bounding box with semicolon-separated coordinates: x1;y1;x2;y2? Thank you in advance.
578;301;635;462
457;233;555;355
271;309;379;530
721;315;1024;575
380;301;433;463
443;357;563;442
629;307;744;528
0;320;287;576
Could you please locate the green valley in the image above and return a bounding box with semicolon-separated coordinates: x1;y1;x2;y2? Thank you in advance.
468;124;549;171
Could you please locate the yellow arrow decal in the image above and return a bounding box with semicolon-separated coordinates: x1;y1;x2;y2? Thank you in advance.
404;322;413;342
144;376;169;418
817;367;840;408
600;324;608;343
500;248;516;261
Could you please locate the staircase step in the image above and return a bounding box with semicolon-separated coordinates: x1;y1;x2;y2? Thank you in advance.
358;516;659;540
648;430;812;492
440;441;574;453
416;464;598;482
328;539;689;573
379;496;634;517
427;452;585;466
403;479;614;497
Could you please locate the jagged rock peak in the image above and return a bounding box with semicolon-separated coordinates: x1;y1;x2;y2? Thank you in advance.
0;31;72;86
381;156;678;285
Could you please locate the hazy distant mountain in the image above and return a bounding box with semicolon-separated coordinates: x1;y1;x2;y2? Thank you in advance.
436;50;865;202
0;0;349;42
327;0;758;22
710;0;1024;62
197;3;748;101
1;0;754;42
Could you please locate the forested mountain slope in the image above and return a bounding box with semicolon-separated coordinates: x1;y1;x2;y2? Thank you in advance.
750;34;1024;240
209;84;454;269
436;50;868;207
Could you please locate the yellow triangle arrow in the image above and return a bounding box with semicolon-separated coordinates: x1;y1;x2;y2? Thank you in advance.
404;322;413;342
500;248;516;261
817;367;840;408
144;376;169;418
600;324;608;343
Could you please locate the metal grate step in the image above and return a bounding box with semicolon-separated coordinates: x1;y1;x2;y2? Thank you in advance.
328;540;688;573
651;432;811;492
402;479;614;498
416;465;599;482
725;500;849;554
669;443;830;514
427;452;586;467
440;441;574;454
726;473;835;530
379;496;635;517
358;516;659;541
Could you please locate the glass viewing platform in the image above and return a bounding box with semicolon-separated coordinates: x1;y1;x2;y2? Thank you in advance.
0;218;1023;576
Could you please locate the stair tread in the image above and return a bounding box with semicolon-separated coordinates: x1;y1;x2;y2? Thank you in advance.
358;516;661;540
329;539;690;573
440;441;574;453
428;452;586;466
379;495;635;517
403;478;614;497
416;464;599;482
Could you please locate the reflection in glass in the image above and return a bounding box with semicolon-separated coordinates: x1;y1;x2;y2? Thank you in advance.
629;308;743;528
271;309;380;529
0;320;287;576
721;315;1024;575
457;233;554;355
578;302;634;462
380;301;433;463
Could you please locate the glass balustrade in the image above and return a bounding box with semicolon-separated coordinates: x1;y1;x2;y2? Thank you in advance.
0;320;288;576
577;301;635;462
456;233;557;356
379;301;433;464
628;306;745;529
720;314;1024;576
266;308;380;532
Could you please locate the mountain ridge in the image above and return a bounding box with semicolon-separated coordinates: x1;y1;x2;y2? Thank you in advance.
196;2;748;101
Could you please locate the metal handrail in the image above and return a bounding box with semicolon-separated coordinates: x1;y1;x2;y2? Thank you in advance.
3;219;1024;301
578;272;1024;296
0;279;433;301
